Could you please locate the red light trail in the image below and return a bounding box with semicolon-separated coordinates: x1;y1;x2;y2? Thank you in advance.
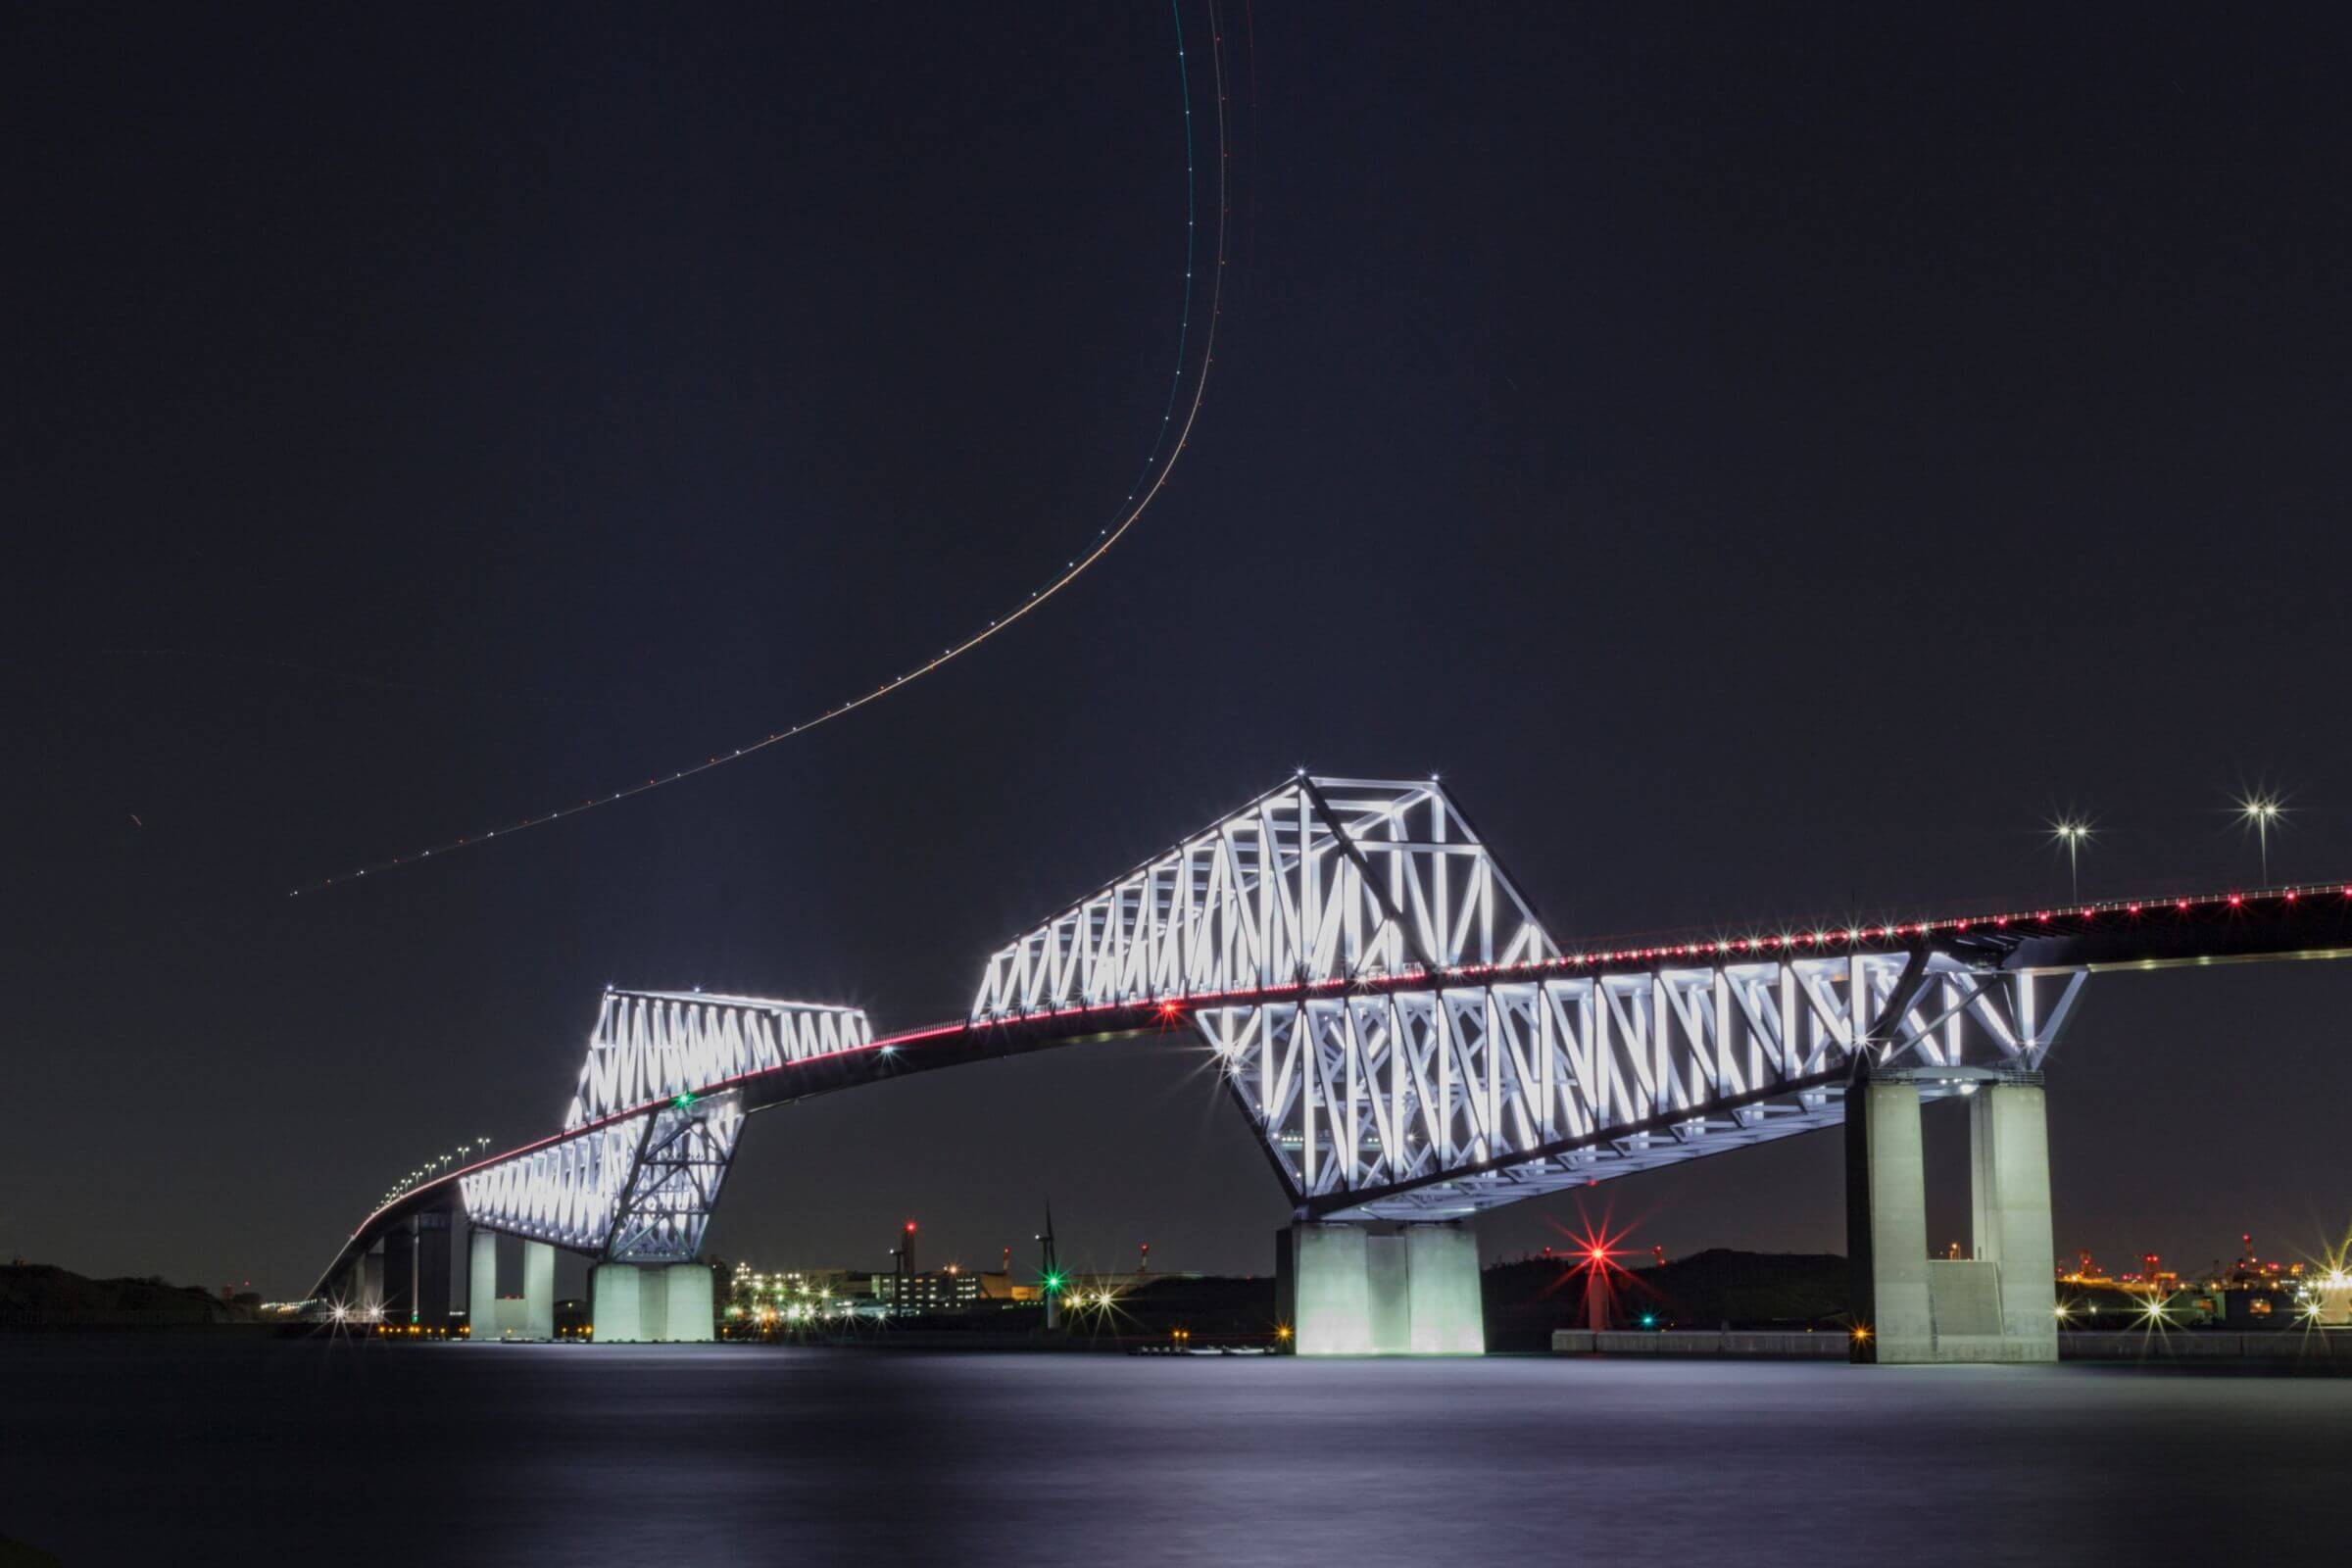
294;1;1235;900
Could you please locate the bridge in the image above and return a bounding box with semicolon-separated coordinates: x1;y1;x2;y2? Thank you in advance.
314;774;2352;1358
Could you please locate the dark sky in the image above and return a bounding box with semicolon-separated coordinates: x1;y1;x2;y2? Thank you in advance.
9;3;2352;1298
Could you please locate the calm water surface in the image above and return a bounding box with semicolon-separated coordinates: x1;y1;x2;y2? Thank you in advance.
2;1338;2341;1564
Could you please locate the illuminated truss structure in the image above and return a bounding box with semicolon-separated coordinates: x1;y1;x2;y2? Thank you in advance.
971;776;2089;1221
972;778;1557;1014
318;765;2352;1302
459;1117;643;1253
460;1093;747;1261
566;989;871;1128
604;1092;747;1262
456;985;867;1262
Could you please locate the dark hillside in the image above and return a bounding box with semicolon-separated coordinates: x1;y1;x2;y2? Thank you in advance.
0;1263;253;1327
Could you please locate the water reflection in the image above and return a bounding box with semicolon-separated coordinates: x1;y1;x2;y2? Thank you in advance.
1;1339;2339;1563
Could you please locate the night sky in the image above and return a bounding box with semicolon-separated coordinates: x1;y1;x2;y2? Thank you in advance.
10;3;2352;1298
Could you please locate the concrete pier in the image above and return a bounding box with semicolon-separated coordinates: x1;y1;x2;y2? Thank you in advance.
467;1229;496;1336
341;1250;379;1318
415;1211;452;1327
1972;1082;2059;1356
1848;1070;2055;1364
589;1262;715;1343
1845;1076;1933;1361
466;1233;557;1341
380;1222;416;1325
1281;1220;1484;1354
1404;1222;1485;1353
522;1241;556;1342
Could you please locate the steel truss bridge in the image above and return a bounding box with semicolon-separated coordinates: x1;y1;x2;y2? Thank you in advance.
314;773;2352;1302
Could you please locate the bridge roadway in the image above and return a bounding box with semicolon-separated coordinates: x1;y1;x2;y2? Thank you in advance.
311;879;2352;1303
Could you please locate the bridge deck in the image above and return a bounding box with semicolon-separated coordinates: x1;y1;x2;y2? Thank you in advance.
310;882;2352;1299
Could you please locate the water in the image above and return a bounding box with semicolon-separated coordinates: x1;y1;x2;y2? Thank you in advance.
3;1338;2341;1564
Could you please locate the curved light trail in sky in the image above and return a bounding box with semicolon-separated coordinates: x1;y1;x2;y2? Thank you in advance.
295;2;1232;899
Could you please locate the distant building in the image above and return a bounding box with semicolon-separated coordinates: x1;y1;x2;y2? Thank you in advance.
874;1266;982;1315
728;1264;864;1325
975;1270;1038;1302
724;1256;1202;1321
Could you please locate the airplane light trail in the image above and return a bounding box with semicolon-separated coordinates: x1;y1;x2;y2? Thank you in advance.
295;2;1233;899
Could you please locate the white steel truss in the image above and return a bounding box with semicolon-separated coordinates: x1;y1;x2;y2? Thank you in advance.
605;1092;747;1263
459;1115;648;1254
462;1091;747;1260
973;777;2090;1220
971;777;1557;1018
1200;955;2082;1219
455;989;864;1263
566;989;871;1130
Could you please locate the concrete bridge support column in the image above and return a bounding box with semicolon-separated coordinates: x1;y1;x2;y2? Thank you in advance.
340;1251;377;1319
415;1212;452;1329
589;1262;714;1343
466;1234;558;1341
1404;1222;1485;1353
466;1229;499;1339
521;1241;557;1342
1848;1072;2056;1364
1284;1223;1372;1353
381;1221;416;1327
662;1262;714;1342
1971;1083;2058;1360
590;1262;649;1344
1846;1077;1932;1362
1279;1221;1484;1355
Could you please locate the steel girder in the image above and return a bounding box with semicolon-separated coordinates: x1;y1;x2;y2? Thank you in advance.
970;776;2090;1220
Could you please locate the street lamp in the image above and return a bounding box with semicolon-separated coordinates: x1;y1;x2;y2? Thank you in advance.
2050;819;2092;903
2237;796;2283;885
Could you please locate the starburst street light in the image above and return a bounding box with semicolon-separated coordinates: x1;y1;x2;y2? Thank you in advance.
2049;818;2092;903
2237;795;2285;885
